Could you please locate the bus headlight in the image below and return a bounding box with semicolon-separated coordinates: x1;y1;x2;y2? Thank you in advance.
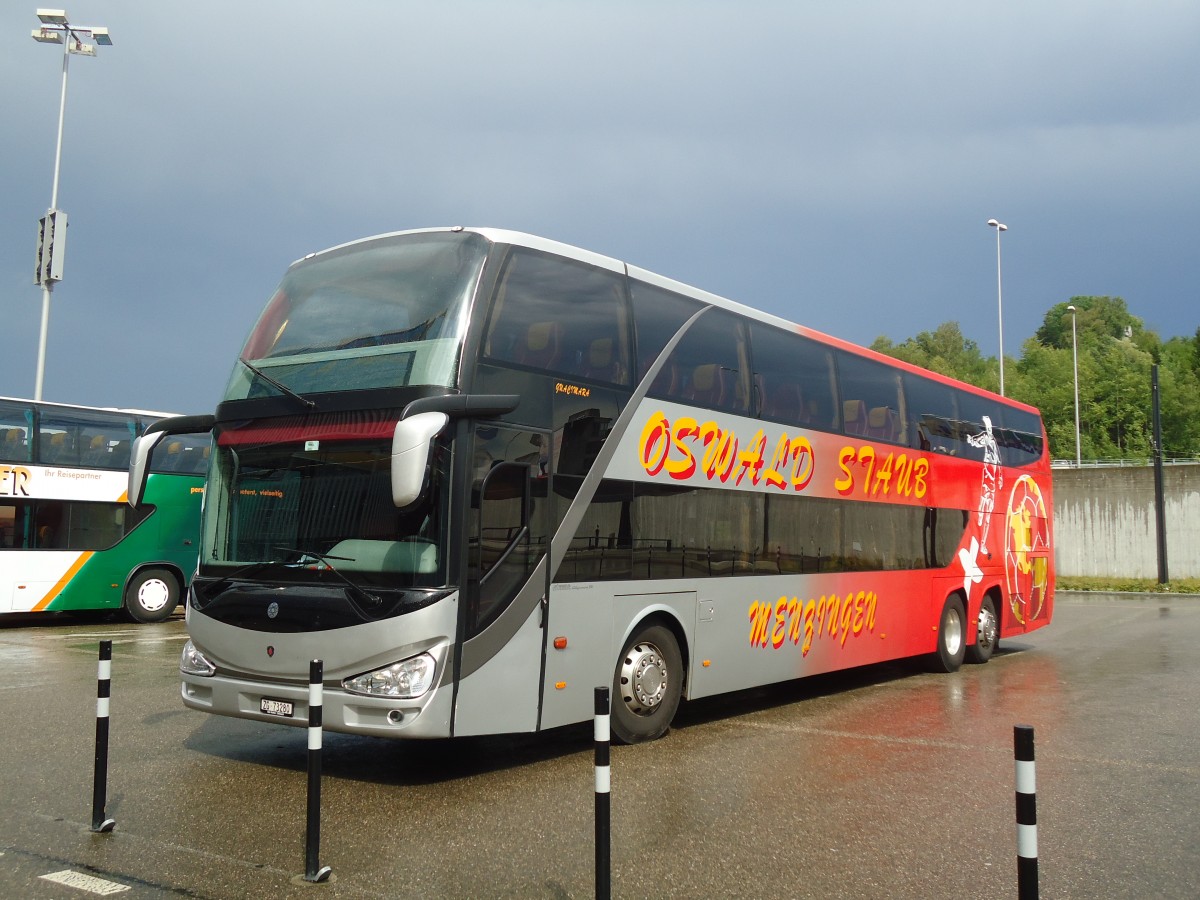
180;640;216;677
342;653;436;699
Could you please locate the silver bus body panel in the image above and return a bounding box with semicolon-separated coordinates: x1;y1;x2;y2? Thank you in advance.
451;601;544;736
180;592;460;738
540;587;695;731
539;570;939;727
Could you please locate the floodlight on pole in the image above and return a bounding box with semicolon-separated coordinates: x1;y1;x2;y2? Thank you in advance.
29;8;112;401
987;219;1008;397
1067;304;1081;467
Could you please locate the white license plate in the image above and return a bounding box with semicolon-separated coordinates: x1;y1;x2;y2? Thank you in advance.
260;697;294;718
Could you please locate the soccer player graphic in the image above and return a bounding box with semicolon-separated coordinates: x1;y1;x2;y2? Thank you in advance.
966;415;1002;556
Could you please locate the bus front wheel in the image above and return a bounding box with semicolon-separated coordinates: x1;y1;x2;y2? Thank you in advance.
611;624;683;744
932;595;967;673
125;568;180;624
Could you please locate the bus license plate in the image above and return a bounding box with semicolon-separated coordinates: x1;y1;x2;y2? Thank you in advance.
260;697;294;718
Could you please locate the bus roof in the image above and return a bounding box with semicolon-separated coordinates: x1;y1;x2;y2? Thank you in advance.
0;395;178;419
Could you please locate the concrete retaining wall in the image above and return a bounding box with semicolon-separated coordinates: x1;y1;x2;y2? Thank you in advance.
1052;463;1200;579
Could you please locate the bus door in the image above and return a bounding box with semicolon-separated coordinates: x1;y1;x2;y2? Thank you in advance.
453;425;551;736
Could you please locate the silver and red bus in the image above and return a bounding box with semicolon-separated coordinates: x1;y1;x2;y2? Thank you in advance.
133;227;1053;743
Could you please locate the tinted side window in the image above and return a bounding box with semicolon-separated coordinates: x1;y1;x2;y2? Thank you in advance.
996;406;1045;467
836;351;905;445
150;432;211;475
1;499;134;551
955;392;997;463
903;372;960;454
39;410;139;469
482;249;631;386
628;281;703;392
657;309;751;415
552;479;970;581
750;323;838;430
0;402;32;463
466;426;550;636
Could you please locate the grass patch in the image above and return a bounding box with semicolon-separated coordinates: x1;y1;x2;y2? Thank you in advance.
1058;575;1200;594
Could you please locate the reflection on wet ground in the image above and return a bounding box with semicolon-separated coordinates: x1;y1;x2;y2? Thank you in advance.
1;595;1198;898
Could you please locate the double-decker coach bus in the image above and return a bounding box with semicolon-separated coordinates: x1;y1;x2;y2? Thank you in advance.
2;397;207;623
133;227;1053;743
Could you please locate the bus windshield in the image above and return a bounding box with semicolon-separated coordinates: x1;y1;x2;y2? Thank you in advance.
223;231;487;401
200;429;450;590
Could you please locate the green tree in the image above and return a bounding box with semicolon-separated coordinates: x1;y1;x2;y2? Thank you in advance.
870;322;997;390
1008;339;1076;459
1158;337;1200;458
1037;296;1149;349
875;298;1197;463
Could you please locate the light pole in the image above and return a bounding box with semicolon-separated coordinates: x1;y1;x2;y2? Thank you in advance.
987;219;1008;396
30;9;113;401
1067;304;1081;467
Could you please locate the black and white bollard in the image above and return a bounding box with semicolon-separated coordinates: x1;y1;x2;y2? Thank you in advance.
304;659;332;883
594;686;611;900
91;639;116;833
1014;724;1038;899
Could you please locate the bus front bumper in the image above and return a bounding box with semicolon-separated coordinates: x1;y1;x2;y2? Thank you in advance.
180;672;453;740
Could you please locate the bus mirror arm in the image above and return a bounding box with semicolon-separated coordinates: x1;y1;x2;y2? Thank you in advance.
128;431;165;508
128;414;215;508
392;412;450;508
400;394;519;421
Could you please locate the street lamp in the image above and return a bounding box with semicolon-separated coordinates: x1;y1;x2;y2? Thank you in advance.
1067;304;1081;467
987;219;1008;396
30;8;113;401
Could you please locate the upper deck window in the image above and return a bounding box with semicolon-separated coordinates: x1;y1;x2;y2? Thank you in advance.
749;323;838;430
482;249;631;387
0;402;33;464
38;409;139;469
225;231;488;401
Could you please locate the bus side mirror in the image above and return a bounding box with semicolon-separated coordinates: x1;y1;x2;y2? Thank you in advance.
127;431;166;508
392;411;449;508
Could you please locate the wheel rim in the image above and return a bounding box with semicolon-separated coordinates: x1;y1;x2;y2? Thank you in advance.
137;578;172;613
944;608;963;656
619;641;669;716
977;604;998;652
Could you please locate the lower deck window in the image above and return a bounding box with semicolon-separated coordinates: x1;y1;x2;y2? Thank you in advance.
0;499;145;551
558;479;967;582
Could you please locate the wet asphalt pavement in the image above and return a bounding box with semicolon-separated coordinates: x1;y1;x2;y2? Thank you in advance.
1;593;1197;899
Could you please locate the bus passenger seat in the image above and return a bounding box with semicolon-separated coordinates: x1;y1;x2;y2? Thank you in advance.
516;322;562;369
867;406;898;442
164;441;184;470
643;356;678;397
686;364;726;409
767;384;806;425
45;432;71;463
3;428;26;460
582;338;623;383
83;434;109;465
843;400;867;436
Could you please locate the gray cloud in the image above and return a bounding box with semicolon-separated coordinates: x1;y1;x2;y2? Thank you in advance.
2;1;1197;411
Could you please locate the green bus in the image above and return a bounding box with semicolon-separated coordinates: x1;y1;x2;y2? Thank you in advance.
1;396;206;622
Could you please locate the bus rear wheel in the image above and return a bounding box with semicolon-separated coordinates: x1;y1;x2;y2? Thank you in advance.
932;595;967;673
125;568;180;624
611;624;683;744
966;594;999;664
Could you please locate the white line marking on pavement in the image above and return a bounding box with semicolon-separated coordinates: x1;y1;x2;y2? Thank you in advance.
39;869;130;895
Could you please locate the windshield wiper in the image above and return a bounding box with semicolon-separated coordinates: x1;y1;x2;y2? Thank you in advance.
200;559;297;601
274;546;383;608
239;358;316;409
